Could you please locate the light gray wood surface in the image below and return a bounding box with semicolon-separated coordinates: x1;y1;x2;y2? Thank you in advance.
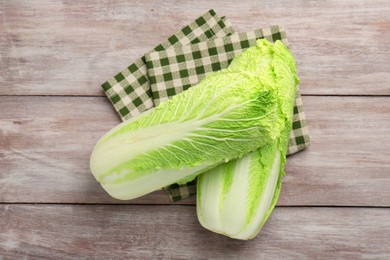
1;0;389;96
1;96;389;206
1;205;390;259
1;0;390;258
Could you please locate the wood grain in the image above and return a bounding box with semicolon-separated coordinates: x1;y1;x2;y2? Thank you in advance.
1;1;390;258
1;96;389;206
1;205;389;259
1;0;389;96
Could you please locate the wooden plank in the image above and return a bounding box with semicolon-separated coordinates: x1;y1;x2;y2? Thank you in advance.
1;0;389;96
1;205;389;259
1;96;389;206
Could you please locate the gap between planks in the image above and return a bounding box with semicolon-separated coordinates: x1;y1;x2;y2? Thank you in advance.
0;94;390;97
1;202;390;209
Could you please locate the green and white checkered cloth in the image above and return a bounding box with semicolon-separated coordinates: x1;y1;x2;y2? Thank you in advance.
102;10;310;202
102;10;234;120
146;26;287;106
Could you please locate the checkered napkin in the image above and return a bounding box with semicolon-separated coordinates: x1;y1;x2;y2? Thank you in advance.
102;10;310;202
102;10;234;120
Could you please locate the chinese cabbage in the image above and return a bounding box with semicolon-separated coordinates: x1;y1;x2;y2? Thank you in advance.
90;41;284;200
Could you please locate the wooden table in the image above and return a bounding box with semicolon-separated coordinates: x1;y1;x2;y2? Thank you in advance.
1;1;390;258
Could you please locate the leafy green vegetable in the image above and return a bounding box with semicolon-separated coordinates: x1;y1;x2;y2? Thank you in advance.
197;144;282;240
90;40;283;200
196;39;298;240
